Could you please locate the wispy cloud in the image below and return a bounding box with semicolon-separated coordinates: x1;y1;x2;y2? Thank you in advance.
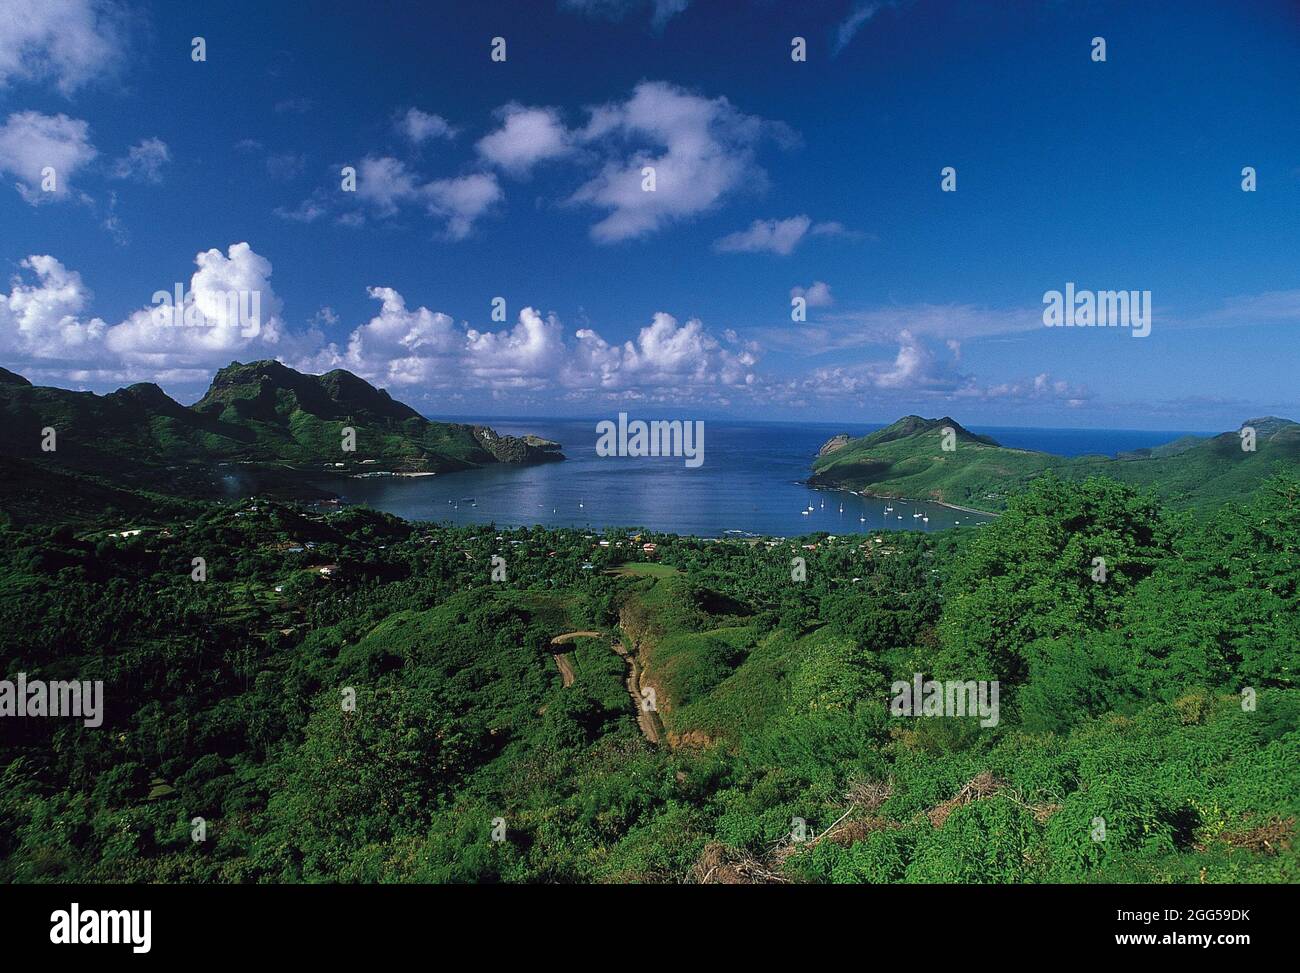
714;215;848;256
397;107;456;145
833;1;884;56
111;138;170;184
792;281;834;307
559;0;690;33
273;97;313;115
758;301;1044;354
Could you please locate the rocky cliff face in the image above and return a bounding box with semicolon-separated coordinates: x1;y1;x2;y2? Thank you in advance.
818;433;851;457
472;427;564;464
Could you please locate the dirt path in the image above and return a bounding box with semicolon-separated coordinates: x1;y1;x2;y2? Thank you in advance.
550;631;601;689
552;652;575;687
553;632;603;692
613;641;663;745
550;631;661;744
551;631;603;644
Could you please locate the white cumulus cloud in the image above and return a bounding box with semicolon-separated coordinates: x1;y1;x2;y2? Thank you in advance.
298;287;754;398
0;255;107;362
0;0;127;95
0;111;97;202
104;243;287;370
476;104;572;176
570;81;788;243
423;172;503;240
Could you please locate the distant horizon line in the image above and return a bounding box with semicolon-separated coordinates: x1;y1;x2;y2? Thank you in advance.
424;413;1234;437
2;361;1284;438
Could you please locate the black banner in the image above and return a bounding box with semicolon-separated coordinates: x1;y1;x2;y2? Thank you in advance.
0;883;1289;959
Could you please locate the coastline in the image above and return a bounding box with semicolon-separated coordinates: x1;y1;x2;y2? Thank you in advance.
809;481;1000;518
930;499;1001;517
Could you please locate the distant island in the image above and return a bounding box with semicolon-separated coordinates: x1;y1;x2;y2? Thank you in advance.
809;414;1300;513
0;361;562;523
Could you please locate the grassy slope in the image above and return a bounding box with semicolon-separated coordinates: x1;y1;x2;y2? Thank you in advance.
810;415;1300;512
609;552;1298;884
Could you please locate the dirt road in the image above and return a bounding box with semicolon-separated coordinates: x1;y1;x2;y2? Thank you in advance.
612;640;663;745
550;631;661;744
549;631;601;689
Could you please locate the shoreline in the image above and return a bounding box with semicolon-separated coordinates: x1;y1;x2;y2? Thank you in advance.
808;481;1000;518
930;499;1001;517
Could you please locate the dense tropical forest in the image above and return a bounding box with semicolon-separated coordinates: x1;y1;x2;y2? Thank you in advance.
2;460;1296;882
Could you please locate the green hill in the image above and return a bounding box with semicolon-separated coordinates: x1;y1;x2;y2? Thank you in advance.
2;463;1296;884
809;414;1300;512
0;361;563;509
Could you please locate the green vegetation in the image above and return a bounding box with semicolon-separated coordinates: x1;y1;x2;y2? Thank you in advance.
810;414;1300;513
2;466;1295;883
1;374;1294;884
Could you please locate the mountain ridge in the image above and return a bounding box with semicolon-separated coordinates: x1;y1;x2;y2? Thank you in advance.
0;361;563;508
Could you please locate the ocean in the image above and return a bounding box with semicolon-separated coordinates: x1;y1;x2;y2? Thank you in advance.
315;418;1211;538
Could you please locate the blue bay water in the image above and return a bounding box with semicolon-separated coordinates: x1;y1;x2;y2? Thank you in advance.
318;418;1211;538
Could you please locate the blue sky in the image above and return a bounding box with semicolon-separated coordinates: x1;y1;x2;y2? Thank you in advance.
1;0;1297;429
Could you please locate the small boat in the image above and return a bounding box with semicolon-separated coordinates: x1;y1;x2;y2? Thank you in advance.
913;512;922;518
922;516;929;523
801;510;811;516
859;516;866;523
